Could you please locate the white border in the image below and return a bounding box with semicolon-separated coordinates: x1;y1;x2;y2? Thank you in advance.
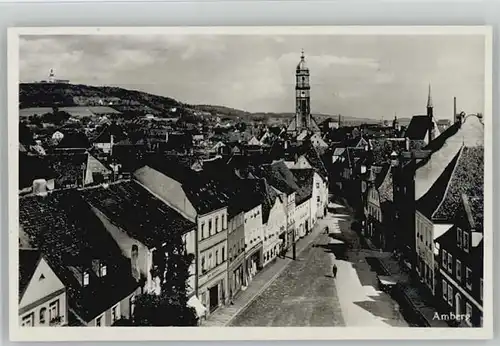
8;26;493;341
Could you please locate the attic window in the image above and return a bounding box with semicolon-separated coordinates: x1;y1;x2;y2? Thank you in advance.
100;263;107;277
39;274;46;281
83;271;90;287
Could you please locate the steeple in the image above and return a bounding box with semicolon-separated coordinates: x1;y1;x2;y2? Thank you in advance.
427;83;433;108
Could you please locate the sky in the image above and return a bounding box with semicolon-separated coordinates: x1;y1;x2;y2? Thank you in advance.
19;34;486;120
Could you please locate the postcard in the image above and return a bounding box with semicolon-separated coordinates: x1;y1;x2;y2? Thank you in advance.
8;26;492;341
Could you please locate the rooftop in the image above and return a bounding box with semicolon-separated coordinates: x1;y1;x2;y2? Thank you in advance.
416;146;483;223
290;168;315;205
19;189;139;321
82;180;196;248
414;114;484;200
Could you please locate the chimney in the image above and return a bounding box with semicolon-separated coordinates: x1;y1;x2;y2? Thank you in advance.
33;179;48;196
453;97;457;123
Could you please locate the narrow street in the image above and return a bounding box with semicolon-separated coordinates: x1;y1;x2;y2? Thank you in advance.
228;201;409;327
229;217;345;326
328;202;409;327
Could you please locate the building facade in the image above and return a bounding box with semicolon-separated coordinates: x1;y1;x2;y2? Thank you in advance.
19;250;68;327
227;211;245;300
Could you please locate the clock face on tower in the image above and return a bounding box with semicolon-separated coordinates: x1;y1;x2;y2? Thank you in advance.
301;91;306;97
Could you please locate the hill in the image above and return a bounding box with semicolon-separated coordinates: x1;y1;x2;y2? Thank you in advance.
19;83;386;125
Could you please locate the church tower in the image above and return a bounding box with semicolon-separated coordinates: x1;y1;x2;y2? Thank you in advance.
427;84;435;142
295;49;311;131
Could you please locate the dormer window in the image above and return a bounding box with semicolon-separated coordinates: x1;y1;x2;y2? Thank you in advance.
100;263;107;277
83;270;90;287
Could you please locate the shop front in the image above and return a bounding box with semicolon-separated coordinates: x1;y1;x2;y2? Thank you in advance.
228;253;245;300
198;264;227;317
244;243;262;286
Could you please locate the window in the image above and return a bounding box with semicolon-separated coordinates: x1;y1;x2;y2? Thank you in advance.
201;256;206;273
215;217;219;232
22;313;34;327
222;215;225;229
83;270;90;286
447;285;453;306
96;314;104;327
463;232;469;252
201;222;205;239
222;247;225;262
316;182;319;188
215;250;219;265
457;228;463;248
447;253;453;273
480;278;483;301
442;280;448;301
465;303;473;326
442;250;448;268
100;263;107;277
39;307;47;324
209;220;213;235
111;304;120;323
49;299;60;321
129;295;135;317
317;196;320;203
466;267;472;290
456;259;462;281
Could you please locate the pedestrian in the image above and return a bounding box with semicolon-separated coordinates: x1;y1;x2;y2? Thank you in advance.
332;263;338;278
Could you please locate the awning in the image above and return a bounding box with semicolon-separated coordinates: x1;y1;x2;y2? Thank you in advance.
187;295;206;318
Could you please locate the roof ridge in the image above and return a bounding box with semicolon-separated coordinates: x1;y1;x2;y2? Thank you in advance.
431;145;465;220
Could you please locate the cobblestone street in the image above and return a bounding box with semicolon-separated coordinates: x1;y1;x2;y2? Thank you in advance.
227;201;409;327
229;222;345;326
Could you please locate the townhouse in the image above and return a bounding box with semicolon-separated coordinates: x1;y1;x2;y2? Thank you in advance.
365;165;391;249
19;190;142;327
133;160;230;316
414;122;483;295
435;194;483;327
258;160;298;251
254;180;286;267
290;169;314;239
241;180;264;285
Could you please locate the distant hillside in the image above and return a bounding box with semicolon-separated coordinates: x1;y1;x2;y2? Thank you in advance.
19;83;388;125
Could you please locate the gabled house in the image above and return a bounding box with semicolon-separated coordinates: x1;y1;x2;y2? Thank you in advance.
19;249;68;327
257;160;299;251
81;181;197;298
133;161;230;317
19;190;142;327
365;165;391;249
248;136;261;146
41;152;112;189
415;145;483;295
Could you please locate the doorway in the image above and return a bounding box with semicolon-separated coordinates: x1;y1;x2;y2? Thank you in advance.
209;285;219;312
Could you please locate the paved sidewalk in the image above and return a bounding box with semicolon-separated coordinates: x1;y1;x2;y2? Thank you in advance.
202;218;331;327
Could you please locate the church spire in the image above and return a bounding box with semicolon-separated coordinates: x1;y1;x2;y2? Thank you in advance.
427;83;433;108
